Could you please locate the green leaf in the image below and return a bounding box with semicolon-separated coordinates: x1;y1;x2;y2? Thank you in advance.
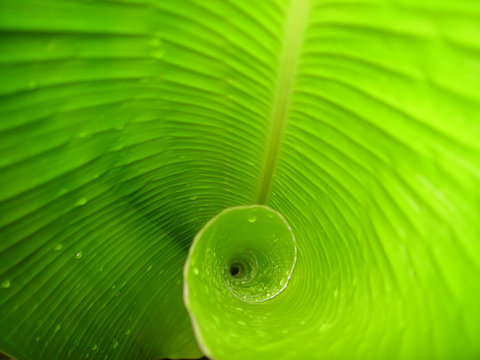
185;205;296;300
1;0;480;359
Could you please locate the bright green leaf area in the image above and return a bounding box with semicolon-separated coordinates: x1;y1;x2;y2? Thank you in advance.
1;0;480;359
185;205;296;358
184;206;297;360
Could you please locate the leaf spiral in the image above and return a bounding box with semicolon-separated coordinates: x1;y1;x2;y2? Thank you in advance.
184;205;296;358
1;0;480;359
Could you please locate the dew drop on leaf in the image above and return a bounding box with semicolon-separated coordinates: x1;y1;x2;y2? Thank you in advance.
75;198;87;206
56;188;67;197
150;49;165;59
319;323;331;333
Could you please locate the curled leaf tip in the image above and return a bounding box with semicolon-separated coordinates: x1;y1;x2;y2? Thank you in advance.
183;205;296;358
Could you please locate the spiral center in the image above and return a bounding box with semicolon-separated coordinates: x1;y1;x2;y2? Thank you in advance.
185;205;296;304
229;263;242;277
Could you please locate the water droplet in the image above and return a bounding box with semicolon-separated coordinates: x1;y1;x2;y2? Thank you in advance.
146;265;152;272
78;132;87;138
35;336;40;342
267;213;274;218
54;324;61;332
247;216;257;223
2;280;11;288
110;143;123;151
193;267;199;275
189;196;198;201
54;243;63;251
319;323;331;332
113;340;118;349
92;344;98;351
75;198;87;206
150;49;165;59
125;329;131;336
75;251;83;259
56;188;67;197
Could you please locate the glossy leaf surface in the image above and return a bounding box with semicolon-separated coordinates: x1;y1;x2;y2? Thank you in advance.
1;0;480;359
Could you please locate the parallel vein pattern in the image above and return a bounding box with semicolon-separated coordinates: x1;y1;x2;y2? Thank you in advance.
0;0;283;359
187;1;480;359
1;0;480;360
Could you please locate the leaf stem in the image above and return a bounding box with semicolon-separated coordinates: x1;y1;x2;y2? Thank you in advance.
255;0;310;204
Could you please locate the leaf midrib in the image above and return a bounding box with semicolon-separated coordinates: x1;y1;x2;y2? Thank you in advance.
255;0;310;204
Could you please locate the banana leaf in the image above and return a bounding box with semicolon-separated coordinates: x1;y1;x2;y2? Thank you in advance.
1;0;479;359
